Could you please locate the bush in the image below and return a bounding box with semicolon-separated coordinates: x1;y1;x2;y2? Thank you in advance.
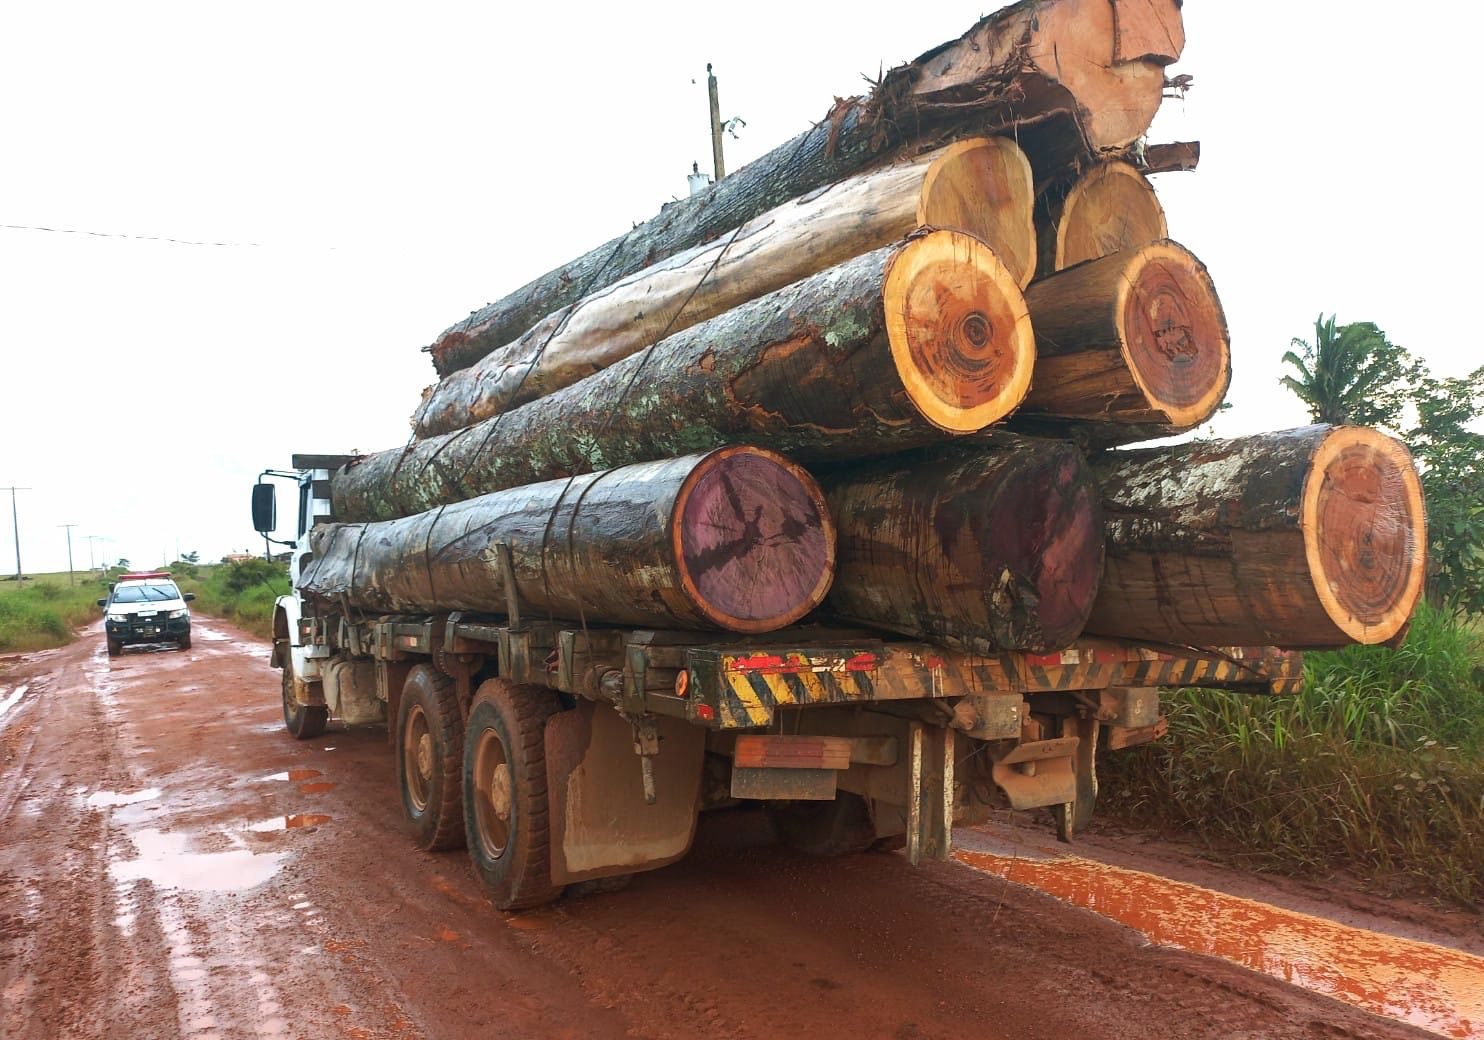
1101;604;1484;907
222;557;284;595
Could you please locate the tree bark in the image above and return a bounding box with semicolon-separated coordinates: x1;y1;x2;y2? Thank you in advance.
414;138;1036;439
426;0;1183;377
301;448;835;634
819;437;1103;653
1087;425;1428;648
1017;239;1230;429
1035;160;1167;277
333;231;1035;523
1143;141;1200;175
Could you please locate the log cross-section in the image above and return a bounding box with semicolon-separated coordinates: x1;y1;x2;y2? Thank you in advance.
1035;160;1168;277
1087;425;1427;648
1019;239;1231;430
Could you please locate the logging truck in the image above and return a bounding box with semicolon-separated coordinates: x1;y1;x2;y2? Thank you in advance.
253;455;1303;910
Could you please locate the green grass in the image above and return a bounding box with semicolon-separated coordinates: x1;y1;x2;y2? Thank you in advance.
1101;603;1484;907
175;559;288;640
0;571;107;652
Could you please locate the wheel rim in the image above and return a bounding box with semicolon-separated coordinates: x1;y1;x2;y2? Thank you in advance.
404;704;433;813
473;726;513;860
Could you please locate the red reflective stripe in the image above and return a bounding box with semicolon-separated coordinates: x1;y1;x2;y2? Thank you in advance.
844;653;877;672
728;654;785;672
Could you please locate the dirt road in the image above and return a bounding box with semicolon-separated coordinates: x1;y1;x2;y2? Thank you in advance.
0;620;1475;1039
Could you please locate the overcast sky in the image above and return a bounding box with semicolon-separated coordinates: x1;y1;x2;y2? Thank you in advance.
2;2;1480;574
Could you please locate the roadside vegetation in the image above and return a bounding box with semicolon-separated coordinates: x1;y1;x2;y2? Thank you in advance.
0;573;105;653
174;558;288;640
1102;604;1484;907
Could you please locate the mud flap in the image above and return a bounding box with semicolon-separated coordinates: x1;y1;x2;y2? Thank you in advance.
544;702;704;885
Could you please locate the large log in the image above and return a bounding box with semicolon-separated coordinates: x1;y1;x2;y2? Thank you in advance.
820;438;1104;653
1017;239;1230;430
427;0;1184;377
335;230;1035;523
1088;426;1428;648
1035;160;1167;277
414;137;1036;439
300;448;835;634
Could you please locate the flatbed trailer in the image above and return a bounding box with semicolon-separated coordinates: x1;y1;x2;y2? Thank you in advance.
261;457;1302;909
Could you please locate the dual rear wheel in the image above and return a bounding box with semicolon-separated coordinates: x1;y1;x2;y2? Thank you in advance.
394;671;563;910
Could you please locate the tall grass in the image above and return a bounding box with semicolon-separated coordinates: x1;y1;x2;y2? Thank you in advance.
1101;604;1484;907
0;575;105;652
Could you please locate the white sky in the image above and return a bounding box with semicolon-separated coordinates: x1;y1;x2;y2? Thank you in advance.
2;1;1480;574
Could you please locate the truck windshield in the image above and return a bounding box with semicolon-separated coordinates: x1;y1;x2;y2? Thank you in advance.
111;584;181;603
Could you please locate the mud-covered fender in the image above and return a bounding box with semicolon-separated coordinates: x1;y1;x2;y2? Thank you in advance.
270;594;318;681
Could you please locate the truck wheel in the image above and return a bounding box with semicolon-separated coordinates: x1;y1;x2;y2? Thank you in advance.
177;633;192;651
281;668;328;740
768;792;877;857
106;639;122;657
462;679;563;910
397;665;466;851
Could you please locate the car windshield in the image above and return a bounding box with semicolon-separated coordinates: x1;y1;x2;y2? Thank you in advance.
111;583;181;604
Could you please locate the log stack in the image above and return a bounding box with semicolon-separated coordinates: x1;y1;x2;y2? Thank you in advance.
309;0;1426;656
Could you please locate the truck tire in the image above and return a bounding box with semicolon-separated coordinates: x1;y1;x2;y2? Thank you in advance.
177;633;192;651
107;639;122;657
397;665;466;852
462;679;563;910
768;792;878;857
281;668;328;740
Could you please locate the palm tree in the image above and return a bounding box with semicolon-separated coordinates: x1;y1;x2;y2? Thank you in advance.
1280;314;1415;429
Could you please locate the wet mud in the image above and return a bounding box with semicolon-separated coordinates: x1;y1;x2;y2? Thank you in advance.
0;619;1474;1039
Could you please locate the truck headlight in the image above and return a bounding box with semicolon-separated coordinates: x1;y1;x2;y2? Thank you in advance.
107;613;128;623
169;609;189;619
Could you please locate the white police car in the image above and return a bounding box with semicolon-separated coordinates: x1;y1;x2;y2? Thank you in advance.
98;572;195;656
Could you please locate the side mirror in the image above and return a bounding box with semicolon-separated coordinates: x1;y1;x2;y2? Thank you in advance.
252;483;277;534
96;598;108;607
183;593;196;602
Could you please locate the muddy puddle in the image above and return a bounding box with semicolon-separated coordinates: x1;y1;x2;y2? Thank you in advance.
0;683;29;722
111;828;289;893
956;849;1483;1038
86;787;161;808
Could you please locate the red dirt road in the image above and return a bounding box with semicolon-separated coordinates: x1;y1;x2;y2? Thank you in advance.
0;620;1465;1039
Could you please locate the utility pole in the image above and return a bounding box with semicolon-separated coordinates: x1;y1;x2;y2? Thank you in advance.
707;63;725;181
86;535;105;572
4;486;30;582
59;524;78;585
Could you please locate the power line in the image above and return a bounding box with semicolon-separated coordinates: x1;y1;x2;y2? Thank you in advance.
1;222;263;248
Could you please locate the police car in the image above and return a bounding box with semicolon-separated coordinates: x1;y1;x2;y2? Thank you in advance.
98;572;195;656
